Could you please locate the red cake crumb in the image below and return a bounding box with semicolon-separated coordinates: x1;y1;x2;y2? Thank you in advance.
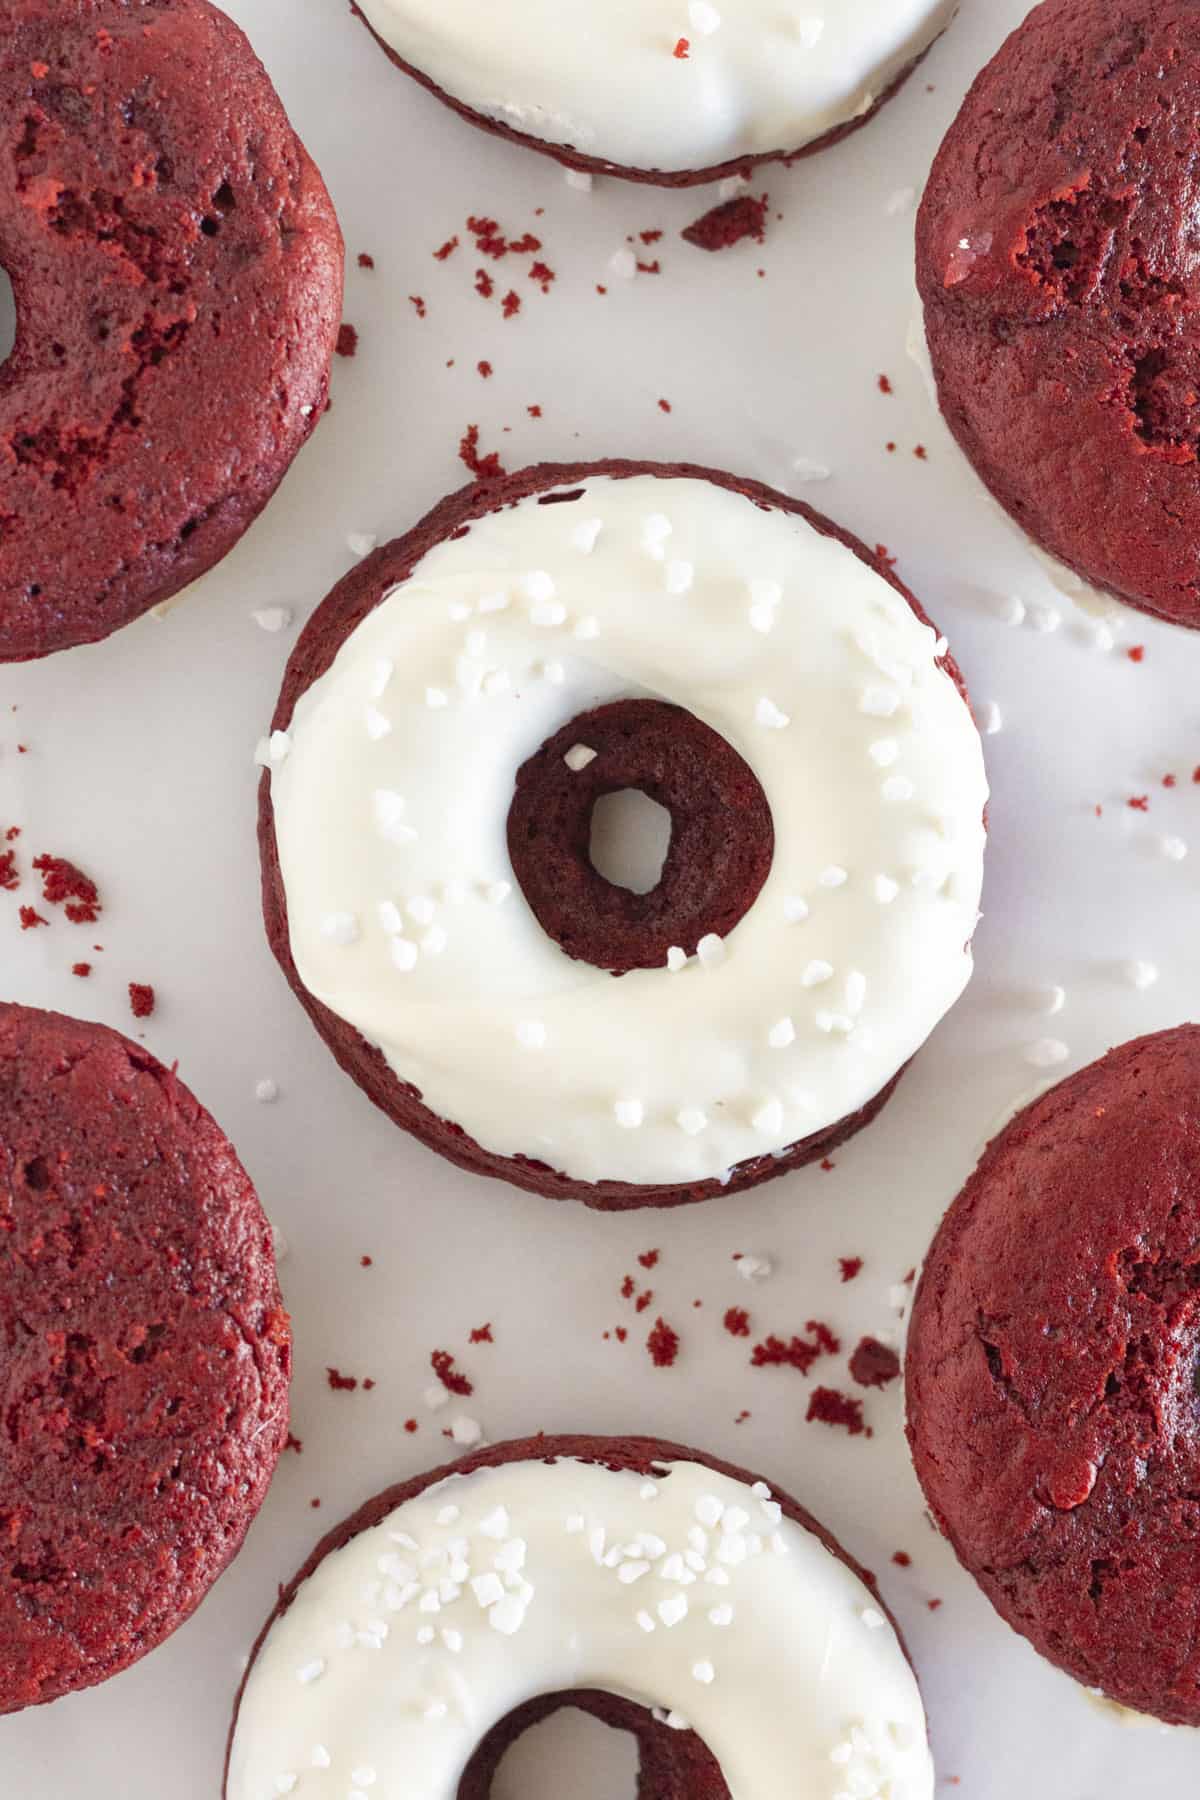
914;445;928;460
4;826;18;840
326;1368;358;1392
850;1337;901;1388
878;374;894;394
634;1289;653;1312
0;847;16;890
363;1378;376;1391
360;1255;373;1267
820;1157;836;1172
458;424;506;480
528;260;556;292
433;236;459;261
310;1498;321;1508
639;229;664;245
1128;795;1150;811
751;1321;840;1375
477;359;493;379
409;295;427;318
1128;645;1146;663
673;36;690;58
285;1434;303;1454
928;1598;943;1612
839;1257;863;1282
501;290;521;318
621;1274;636;1300
807;1387;866;1435
636;259;661;275
405;1418;418;1433
724;1307;751;1338
658;398;672;413
430;1349;473;1396
19;906;48;929
474;269;494;299
71;962;91;978
32;854;101;923
335;323;358;358
647;1317;680;1367
128;983;155;1019
893;1551;912;1567
615;1326;628;1343
886;441;897;453
1194;767;1200;784
638;1249;660;1269
1164;774;1177;788
468;1323;494;1344
681;192;769;252
357;252;375;269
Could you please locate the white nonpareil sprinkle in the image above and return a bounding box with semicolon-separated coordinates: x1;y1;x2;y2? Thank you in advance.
767;1017;795;1049
859;685;900;719
658;1593;689;1628
320;911;360;946
1040;984;1066;1016
642;513;673;556
818;865;848;888
718;173;749;200
709;1604;734;1626
531;599;568;627
436;1504;461;1526
609;245;638;279
515;1020;547;1050
252;605;291;633
442;1629;464;1652
424;1384;449;1413
1024;1038;1069;1068
755;696;790;730
688;0;721;31
389;937;418;973
311;1746;331;1769
783;895;809;923
347;531;377;558
408;896;436;925
615;1098;645;1129
695;1495;724;1528
274;1777;297;1796
618;1560;651;1585
296;1659;325;1685
256;1079;279;1104
351;1769;378;1788
665;559;694;595
692;1659;716;1686
640;1482;659;1500
484;880;512;905
873;874;900;905
450;1416;482;1446
479;1507;510;1540
980;700;1003;735
365;706;392;742
748;578;782;610
1162;836;1189;861
368;657;394;700
735;1254;773;1282
1029;603;1061;635
882;775;915;802
378;900;404;935
448;603;472;623
1127;959;1159;990
861;1608;887;1631
268;729;291;764
571;517;603;553
791;455;831;483
575;615;601;640
564;743;598;772
677;1107;707;1136
996;593;1026;627
422;926;449;957
489;1595;529;1635
697;932;726;968
796;14;824;47
749;603;776;634
522;570;557;604
802;959;834;987
541;660;565;685
636;1610;656;1633
482;670;510;697
478;591;509;614
845;970;867;1015
816;1011;854;1035
752;1098;783;1135
868;737;899;768
425;686;449;709
666;946;688;972
373;788;411;843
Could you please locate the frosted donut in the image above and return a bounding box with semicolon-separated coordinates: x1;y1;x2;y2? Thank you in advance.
225;1435;935;1799
353;0;959;185
259;461;988;1209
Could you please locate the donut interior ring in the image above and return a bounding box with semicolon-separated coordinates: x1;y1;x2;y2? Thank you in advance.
0;0;343;661
260;459;988;1208
224;1434;935;1799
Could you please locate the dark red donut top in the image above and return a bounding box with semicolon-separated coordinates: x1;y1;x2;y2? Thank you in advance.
0;1002;290;1713
918;0;1200;628
907;1025;1200;1724
0;0;343;661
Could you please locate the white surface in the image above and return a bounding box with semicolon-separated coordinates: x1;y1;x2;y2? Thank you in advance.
1;0;1197;1794
227;1457;932;1799
271;470;986;1187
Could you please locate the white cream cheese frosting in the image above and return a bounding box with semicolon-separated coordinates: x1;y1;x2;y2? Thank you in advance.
268;472;987;1189
226;1454;935;1799
357;0;958;174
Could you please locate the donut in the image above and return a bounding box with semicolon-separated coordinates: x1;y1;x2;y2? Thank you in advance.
0;0;343;662
917;0;1200;629
259;460;988;1209
0;1002;290;1713
225;1434;935;1798
907;1025;1200;1725
353;0;958;186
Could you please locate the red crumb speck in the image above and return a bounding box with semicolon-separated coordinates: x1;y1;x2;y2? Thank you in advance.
886;441;897;453
363;1378;376;1391
820;1157;836;1172
595;284;607;296
928;1598;943;1612
673;36;690;58
1128;795;1150;811
658;398;672;413
128;983;155;1019
405;1418;418;1433
528;260;556;292
434;235;459;261
0;848;16;891
1128;645;1146;663
71;962;91;978
409;295;427;318
620;1274;636;1300
640;229;664;245
647;1317;680;1368
893;1551;912;1567
681;192;768;252
430;1349;473;1396
527;404;542;418
360;1255;373;1267
751;1321;839;1375
638;1249;660;1269
477;359;493;379
903;1268;916;1285
310;1498;321;1508
878;374;894;394
724;1307;751;1338
474;268;495;299
839;1257;864;1283
31;60;49;78
636;259;662;275
1164;774;1177;788
635;1289;654;1313
914;444;928;460
807;1387;867;1435
459;424;506;480
734;1408;751;1424
468;1323;494;1344
19;906;48;929
357;252;375;269
33;854;101;923
615;1326;628;1343
501;290;521;318
285;1433;303;1454
1194;767;1200;785
849;1337;902;1389
326;1368;358;1392
4;827;18;841
335;323;358;358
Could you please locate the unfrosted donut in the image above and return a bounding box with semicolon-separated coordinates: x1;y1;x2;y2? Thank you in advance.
259;460;988;1208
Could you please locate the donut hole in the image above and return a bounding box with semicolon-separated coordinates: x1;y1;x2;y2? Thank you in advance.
588;789;672;895
0;266;16;367
490;1705;638;1798
507;698;773;975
